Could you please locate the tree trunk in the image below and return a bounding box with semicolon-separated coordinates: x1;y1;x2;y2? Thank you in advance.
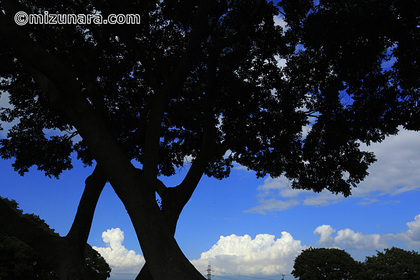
0;11;207;279
136;188;186;280
136;264;153;280
115;179;205;280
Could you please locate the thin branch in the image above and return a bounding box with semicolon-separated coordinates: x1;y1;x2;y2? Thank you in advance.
176;130;214;204
67;130;80;140
172;42;227;207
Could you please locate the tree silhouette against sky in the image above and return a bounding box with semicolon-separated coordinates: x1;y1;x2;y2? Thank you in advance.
0;0;418;279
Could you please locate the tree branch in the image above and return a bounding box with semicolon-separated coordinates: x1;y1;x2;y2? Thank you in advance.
66;165;107;255
142;0;213;179
0;12;143;202
170;43;226;212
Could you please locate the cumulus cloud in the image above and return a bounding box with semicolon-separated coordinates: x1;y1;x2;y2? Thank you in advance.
314;225;386;250
247;129;420;213
398;214;420;246
191;233;306;276
92;214;420;278
313;214;420;250
314;225;336;245
191;215;420;277
92;228;306;276
93;228;145;274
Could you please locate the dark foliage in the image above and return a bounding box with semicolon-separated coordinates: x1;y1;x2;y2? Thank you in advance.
0;198;111;280
292;247;362;280
364;247;420;280
1;0;418;197
292;247;420;280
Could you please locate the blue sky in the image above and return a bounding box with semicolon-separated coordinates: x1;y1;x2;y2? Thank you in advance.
1;127;420;279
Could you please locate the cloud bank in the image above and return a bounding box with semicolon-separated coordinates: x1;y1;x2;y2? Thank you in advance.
247;129;420;213
314;225;386;250
314;214;420;250
191;233;306;276
94;215;420;276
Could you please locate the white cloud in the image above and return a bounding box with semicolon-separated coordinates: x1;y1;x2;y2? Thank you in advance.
256;177;298;198
233;163;249;171
189;215;420;277
274;55;287;69
191;233;306;276
0;91;15;138
246;198;300;214
303;191;344;206
190;215;420;278
314;225;336;244
313;214;420;250
354;129;420;197
93;228;145;274
398;214;420;246
314;225;387;250
245;177;309;213
273;15;288;33
336;229;384;249
248;128;420;212
92;214;420;279
246;176;343;213
273;15;288;69
0;90;11;109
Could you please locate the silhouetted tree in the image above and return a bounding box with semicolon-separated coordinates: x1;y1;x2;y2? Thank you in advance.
0;0;418;279
0;197;111;280
292;247;362;280
364;247;420;280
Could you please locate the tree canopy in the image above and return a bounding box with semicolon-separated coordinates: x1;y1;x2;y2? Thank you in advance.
0;0;419;279
364;247;420;280
292;247;420;280
0;197;111;280
1;0;418;194
292;247;361;280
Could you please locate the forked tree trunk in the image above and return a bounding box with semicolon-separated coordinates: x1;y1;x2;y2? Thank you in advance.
119;186;205;280
136;192;185;280
0;11;206;279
